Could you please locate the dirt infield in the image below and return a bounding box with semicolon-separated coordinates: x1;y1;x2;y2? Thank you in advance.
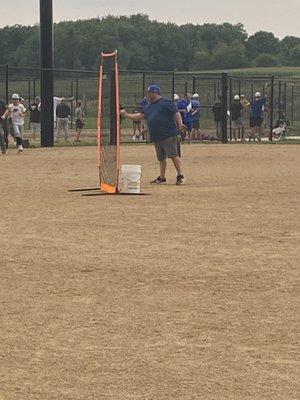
0;144;299;400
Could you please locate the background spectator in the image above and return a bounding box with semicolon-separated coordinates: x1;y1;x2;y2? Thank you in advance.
75;100;85;141
56;99;71;142
29;96;41;141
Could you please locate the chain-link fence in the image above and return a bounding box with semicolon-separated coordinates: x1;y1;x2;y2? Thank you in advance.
1;64;299;145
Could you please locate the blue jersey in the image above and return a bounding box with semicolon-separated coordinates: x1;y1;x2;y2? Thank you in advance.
144;97;178;142
177;99;192;130
250;98;265;119
191;99;200;122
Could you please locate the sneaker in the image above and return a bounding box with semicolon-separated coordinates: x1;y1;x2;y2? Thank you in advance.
1;148;7;155
150;176;166;184
18;145;23;152
132;135;136;141
176;174;185;186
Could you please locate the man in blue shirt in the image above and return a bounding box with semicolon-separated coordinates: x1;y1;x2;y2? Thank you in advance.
249;92;265;141
177;93;192;140
121;84;185;186
191;93;201;141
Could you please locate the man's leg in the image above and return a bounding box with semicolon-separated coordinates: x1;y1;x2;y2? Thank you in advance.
31;123;36;141
232;127;237;141
241;126;245;141
257;125;262;141
56;118;61;141
0;125;6;153
63;119;69;141
171;156;182;175
159;159;167;179
13;125;23;151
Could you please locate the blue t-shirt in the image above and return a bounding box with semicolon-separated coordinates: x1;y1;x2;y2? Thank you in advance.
191;99;201;122
144;97;178;142
250;98;265;119
177;98;192;128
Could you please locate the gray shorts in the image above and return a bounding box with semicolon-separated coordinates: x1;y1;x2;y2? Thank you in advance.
232;117;244;128
154;136;179;161
10;123;24;138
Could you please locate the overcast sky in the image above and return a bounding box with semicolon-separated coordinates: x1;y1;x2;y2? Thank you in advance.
1;0;299;38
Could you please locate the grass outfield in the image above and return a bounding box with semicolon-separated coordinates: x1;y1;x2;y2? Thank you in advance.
188;67;300;78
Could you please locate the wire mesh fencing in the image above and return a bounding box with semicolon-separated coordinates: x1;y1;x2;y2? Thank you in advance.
1;64;300;146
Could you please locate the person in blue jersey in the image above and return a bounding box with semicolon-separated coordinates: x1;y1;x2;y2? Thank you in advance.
190;93;201;141
177;93;192;140
139;96;149;141
249;91;265;141
121;84;185;186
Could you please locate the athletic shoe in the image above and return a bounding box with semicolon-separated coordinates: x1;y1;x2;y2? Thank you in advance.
1;148;7;155
18;145;23;153
176;174;185;186
132;135;136;141
150;176;166;184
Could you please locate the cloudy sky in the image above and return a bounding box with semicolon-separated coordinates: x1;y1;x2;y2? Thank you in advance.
1;0;299;38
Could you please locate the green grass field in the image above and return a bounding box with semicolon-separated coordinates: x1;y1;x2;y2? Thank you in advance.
189;67;300;78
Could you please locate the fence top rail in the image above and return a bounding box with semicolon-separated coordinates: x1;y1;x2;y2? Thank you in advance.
2;65;300;81
120;69;174;75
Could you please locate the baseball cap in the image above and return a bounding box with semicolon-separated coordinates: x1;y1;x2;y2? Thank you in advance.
255;91;261;98
192;93;199;99
234;95;240;101
174;94;179;101
12;93;20;99
147;84;160;94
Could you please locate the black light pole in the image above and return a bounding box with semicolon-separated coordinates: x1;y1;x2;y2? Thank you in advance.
40;0;54;147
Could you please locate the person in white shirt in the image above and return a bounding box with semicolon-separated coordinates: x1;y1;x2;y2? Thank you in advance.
7;94;26;152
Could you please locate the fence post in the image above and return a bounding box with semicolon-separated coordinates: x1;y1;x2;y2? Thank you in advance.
221;72;228;143
284;82;287;116
269;76;275;141
33;79;36;99
291;84;294;126
5;64;9;105
172;72;175;99
278;80;282;115
75;79;79;104
229;76;232;141
192;76;196;94
142;73;146;98
70;80;74;129
28;80;31;130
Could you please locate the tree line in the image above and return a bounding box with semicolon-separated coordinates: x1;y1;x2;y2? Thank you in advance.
0;14;299;71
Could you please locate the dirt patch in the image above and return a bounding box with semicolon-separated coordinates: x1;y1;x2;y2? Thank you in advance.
0;144;299;399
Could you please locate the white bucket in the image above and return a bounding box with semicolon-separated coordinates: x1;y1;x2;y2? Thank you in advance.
120;165;141;194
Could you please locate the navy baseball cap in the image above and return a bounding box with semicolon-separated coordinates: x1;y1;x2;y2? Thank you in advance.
147;84;161;94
